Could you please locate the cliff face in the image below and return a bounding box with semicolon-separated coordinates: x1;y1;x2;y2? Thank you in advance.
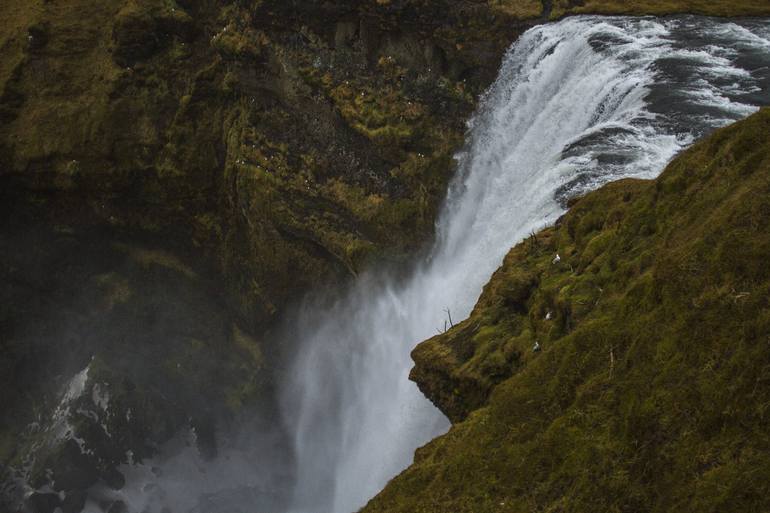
0;0;542;333
365;109;770;512
0;0;542;508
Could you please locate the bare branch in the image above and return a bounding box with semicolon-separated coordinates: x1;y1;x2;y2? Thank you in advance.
444;308;454;328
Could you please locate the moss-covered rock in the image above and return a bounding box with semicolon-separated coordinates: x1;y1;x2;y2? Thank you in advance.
364;109;770;513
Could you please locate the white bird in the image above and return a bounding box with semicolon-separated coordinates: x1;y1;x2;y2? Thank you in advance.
533;341;541;352
552;253;561;264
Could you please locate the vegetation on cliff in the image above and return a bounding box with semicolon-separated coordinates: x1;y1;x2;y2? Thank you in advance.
551;0;770;19
365;109;770;512
0;0;537;334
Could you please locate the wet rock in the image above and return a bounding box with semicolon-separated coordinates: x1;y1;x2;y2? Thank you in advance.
106;499;128;513
101;467;125;491
32;439;99;492
60;489;87;513
334;20;358;49
191;417;218;461
24;492;60;513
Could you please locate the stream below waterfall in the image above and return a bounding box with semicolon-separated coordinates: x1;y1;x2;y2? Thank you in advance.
85;14;770;513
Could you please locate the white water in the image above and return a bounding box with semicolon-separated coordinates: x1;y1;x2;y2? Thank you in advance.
282;15;770;513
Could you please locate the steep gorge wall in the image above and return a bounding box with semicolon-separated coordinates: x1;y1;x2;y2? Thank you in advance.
0;0;542;507
0;0;539;333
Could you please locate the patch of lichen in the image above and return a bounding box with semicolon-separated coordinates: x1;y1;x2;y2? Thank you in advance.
551;0;770;19
365;109;770;513
197;19;476;289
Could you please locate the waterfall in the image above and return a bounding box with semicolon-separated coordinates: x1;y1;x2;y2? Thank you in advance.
281;15;770;513
77;14;770;513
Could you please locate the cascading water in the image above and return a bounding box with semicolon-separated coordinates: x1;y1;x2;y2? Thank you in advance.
70;14;770;513
281;15;770;513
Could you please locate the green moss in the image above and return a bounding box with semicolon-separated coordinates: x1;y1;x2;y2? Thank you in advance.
327;79;425;147
211;23;267;61
488;0;544;18
551;0;770;19
366;109;770;513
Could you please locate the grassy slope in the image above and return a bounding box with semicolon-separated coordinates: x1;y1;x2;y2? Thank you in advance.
552;0;770;18
365;109;770;513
